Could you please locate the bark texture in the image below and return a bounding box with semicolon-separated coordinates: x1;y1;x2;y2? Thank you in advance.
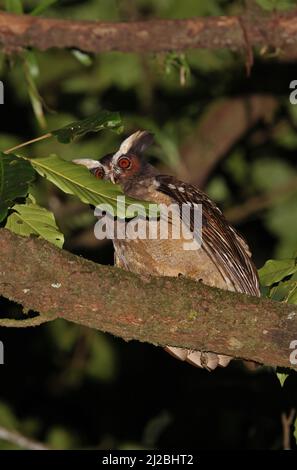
0;11;297;54
0;229;296;369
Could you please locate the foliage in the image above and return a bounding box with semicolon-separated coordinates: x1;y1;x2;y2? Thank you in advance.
259;257;297;304
28;154;140;216
0;110;136;245
0;0;296;452
255;0;296;11
52;110;123;144
259;258;297;287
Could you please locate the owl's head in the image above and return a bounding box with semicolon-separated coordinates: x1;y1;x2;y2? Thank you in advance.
73;130;154;184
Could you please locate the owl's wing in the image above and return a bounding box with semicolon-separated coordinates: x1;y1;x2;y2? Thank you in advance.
155;175;260;297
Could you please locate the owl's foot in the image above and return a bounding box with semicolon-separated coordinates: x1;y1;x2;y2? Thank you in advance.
165;346;231;371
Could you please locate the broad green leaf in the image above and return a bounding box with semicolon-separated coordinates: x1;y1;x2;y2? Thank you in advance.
30;0;58;16
277;373;288;387
27;154;150;217
164;52;191;86
0;152;36;222
259;259;297;286
5;203;64;248
294;417;297;446
86;332;116;383
5;0;23;14
52;110;123;144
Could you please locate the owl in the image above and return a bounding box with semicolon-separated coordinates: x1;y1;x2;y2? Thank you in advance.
74;131;260;370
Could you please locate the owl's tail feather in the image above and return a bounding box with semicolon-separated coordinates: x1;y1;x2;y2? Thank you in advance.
165;346;231;371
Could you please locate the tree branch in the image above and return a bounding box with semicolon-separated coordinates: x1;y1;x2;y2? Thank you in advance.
0;229;296;369
0;10;297;54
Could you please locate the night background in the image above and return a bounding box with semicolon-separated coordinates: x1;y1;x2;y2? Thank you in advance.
0;0;297;450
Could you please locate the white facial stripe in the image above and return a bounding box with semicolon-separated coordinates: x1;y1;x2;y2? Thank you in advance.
72;159;101;170
113;130;145;162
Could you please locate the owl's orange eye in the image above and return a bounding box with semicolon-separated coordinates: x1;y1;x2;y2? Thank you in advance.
118;156;131;170
91;167;104;179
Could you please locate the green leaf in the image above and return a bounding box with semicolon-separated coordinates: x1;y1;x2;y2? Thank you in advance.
276;372;288;387
251;158;293;192
269;280;297;302
46;427;76;450
164;52;191;86
294;416;297;446
71;50;93;67
0;152;36;222
259;259;297;286
52;110;123;144
0;401;19;430
5;203;64;248
26;154;150;217
0;206;8;222
5;0;23;14
30;0;58;16
275;0;296;10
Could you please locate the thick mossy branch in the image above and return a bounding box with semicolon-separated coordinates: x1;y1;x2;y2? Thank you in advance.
0;229;296;368
0;11;297;55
